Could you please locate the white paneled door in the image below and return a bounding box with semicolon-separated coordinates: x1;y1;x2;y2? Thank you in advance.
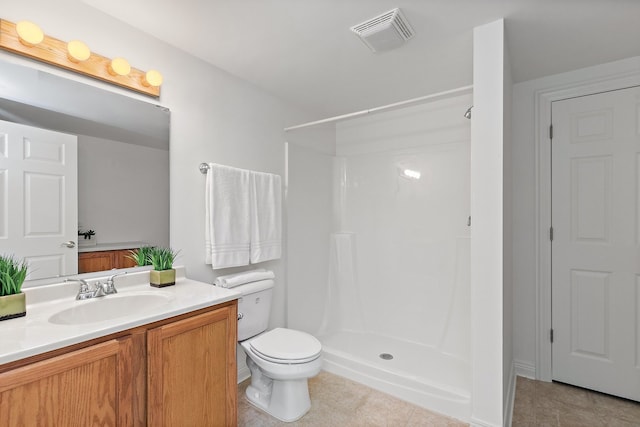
552;87;640;401
0;119;77;280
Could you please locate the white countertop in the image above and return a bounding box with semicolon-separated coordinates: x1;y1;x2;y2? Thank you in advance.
0;267;241;365
78;241;148;253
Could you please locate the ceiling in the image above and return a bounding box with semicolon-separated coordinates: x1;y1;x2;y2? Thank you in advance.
82;0;640;118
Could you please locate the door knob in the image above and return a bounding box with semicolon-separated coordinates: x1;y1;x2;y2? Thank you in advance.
62;240;76;248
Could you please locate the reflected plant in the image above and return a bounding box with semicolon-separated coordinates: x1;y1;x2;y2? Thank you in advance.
127;246;155;266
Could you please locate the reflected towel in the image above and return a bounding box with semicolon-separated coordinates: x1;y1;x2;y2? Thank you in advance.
213;269;275;288
250;171;282;263
205;163;251;269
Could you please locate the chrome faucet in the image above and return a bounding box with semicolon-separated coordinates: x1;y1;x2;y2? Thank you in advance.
67;279;93;300
69;272;126;300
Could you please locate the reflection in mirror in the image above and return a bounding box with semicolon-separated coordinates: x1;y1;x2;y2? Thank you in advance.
0;59;170;283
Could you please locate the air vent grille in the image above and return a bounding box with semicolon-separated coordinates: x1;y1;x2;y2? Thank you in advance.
351;11;397;35
350;8;415;53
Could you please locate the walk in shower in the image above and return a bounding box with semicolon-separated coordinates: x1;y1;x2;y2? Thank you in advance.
285;91;472;420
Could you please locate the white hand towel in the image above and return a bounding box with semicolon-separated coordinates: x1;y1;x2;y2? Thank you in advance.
213;269;275;288
250;171;282;264
205;163;251;269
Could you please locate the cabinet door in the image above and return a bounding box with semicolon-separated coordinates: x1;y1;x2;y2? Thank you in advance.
0;337;133;427
147;305;237;427
78;250;114;273
114;249;138;269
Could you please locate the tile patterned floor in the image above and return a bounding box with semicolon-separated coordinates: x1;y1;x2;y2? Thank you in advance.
512;376;640;426
238;371;467;426
238;372;640;426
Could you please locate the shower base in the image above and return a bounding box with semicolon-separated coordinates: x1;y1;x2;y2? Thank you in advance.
319;330;471;422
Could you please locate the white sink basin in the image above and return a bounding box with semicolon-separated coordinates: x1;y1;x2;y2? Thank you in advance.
49;292;172;325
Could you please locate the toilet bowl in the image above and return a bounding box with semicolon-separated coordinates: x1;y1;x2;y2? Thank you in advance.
240;328;322;422
234;279;322;422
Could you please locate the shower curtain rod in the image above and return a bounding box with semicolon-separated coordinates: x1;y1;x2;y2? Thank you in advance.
284;85;473;132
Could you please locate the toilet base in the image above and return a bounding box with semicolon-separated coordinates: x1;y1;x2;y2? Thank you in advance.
245;356;312;422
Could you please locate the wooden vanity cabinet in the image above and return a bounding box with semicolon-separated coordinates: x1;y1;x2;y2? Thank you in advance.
78;250;113;273
0;337;134;427
114;250;139;269
147;305;238;426
78;248;139;273
0;300;237;427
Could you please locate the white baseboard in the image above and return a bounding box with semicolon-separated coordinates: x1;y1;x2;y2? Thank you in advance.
470;359;525;427
469;417;500;427
513;359;535;379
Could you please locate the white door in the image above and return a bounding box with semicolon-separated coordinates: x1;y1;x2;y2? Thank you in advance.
552;87;640;401
0;119;77;280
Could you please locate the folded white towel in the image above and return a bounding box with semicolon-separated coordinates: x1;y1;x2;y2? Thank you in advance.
250;171;282;264
213;269;275;288
205;163;251;269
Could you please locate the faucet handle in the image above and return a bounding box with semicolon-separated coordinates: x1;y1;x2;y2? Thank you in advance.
105;271;126;293
107;271;126;284
67;278;92;300
66;278;88;290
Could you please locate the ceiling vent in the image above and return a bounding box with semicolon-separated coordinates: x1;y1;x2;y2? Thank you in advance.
350;8;415;53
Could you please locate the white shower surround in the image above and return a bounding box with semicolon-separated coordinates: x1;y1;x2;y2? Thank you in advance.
286;92;472;421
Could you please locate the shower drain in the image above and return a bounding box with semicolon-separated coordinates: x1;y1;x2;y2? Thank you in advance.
379;353;394;360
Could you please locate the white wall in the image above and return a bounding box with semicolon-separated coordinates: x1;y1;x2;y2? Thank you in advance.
502;40;514;427
77;135;169;247
286;141;335;333
470;19;505;427
3;0;319;378
285;125;336;333
511;54;640;377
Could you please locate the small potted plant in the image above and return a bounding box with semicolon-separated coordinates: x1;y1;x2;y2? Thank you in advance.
127;245;155;267
0;255;28;320
148;247;179;288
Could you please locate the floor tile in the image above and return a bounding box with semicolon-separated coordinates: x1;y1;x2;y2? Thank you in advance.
238;372;640;426
237;371;467;426
510;376;640;427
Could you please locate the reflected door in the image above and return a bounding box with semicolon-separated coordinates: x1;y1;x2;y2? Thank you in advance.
551;87;640;401
0;119;77;279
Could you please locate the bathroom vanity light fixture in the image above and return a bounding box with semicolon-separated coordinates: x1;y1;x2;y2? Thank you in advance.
0;18;162;97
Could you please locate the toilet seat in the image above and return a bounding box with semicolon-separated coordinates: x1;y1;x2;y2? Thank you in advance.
249;328;322;364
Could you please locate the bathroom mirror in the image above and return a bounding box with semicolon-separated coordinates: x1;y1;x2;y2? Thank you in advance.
0;58;170;282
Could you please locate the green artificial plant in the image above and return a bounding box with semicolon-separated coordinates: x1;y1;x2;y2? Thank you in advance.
127;246;155;266
147;247;179;271
0;255;28;297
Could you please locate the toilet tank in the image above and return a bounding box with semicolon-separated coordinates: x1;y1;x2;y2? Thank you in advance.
236;279;274;341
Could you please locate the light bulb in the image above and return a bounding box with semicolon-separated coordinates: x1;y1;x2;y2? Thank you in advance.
142;69;163;87
16;21;44;47
67;40;91;62
108;57;131;76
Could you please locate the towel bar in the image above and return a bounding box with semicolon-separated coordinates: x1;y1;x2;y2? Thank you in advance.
199;163;210;174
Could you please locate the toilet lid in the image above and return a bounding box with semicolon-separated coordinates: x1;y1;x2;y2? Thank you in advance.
249;328;322;363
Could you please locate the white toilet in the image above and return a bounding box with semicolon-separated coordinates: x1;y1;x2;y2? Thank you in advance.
236;279;322;422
